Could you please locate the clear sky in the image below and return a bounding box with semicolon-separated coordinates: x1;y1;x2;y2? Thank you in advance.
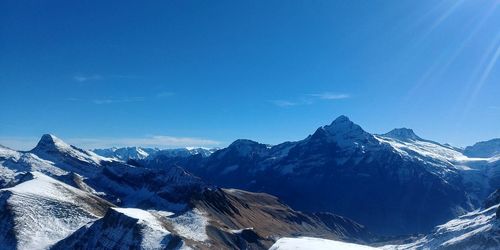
1;0;499;150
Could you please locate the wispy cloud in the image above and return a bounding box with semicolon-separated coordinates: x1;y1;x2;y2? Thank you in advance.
0;135;222;151
156;91;175;98
308;92;350;100
67;91;174;105
270;100;298;107
73;74;103;82
92;97;145;105
72;74;141;82
271;92;350;107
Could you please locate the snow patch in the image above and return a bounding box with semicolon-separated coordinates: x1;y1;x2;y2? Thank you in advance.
270;237;378;250
167;209;209;242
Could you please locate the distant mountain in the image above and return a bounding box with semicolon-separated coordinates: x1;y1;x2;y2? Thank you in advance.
92;147;159;161
464;138;500;158
92;146;216;161
0;134;371;249
151;116;499;235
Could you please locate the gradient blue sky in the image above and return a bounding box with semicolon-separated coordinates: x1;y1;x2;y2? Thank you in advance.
1;0;499;150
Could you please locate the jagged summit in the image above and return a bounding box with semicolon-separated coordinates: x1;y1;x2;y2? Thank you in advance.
323;115;367;135
311;116;375;146
383;128;422;141
32;134;72;153
30;134;111;171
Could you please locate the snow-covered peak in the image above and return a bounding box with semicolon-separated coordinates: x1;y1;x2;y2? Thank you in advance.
323;116;370;138
93;146;156;161
312;116;376;147
32;134;72;153
382;128;422;141
464;138;500;158
30;134;112;173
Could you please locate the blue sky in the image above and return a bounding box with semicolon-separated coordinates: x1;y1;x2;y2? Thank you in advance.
0;0;499;150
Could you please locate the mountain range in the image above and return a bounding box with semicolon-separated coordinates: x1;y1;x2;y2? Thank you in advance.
128;116;500;236
0;115;499;249
0;132;374;249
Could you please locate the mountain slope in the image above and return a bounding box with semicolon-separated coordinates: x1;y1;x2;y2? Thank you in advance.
52;207;185;250
0;172;112;250
189;187;375;249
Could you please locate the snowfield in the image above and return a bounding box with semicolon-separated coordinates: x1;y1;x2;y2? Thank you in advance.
111;208;176;249
0;172;109;250
269;237;378;250
166;208;209;242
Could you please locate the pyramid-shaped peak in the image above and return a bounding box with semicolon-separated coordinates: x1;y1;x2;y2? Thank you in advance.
309;115;377;147
331;115;352;124
32;134;72;152
323;115;365;135
383;128;421;141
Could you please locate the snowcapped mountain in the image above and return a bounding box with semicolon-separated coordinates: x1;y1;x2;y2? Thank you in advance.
1;125;499;249
156;116;499;235
0;134;374;249
30;134;111;177
92;146;216;161
92;147;159;161
151;147;217;158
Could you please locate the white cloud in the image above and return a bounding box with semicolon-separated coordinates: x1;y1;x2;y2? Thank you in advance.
0;135;222;151
309;92;350;100
92;97;145;104
73;74;102;82
270;100;297;107
156;91;175;98
270;92;350;107
70;135;221;149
